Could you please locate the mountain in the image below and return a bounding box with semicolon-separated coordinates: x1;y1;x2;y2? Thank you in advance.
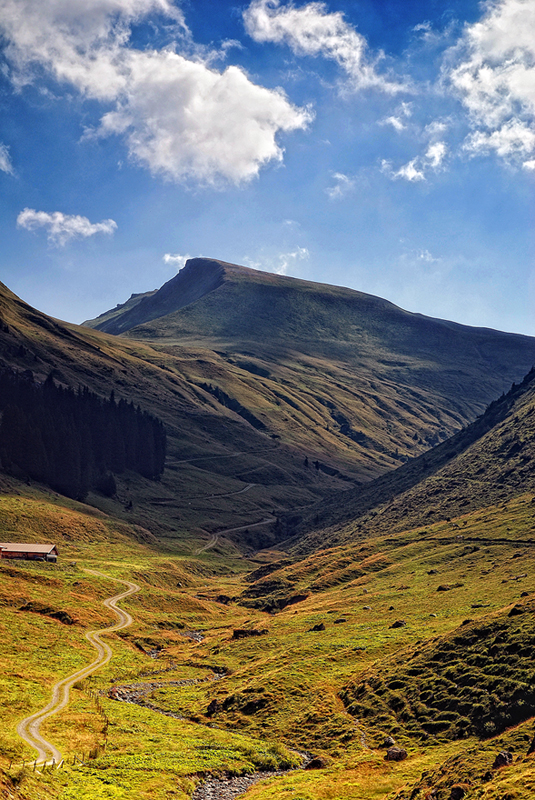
85;256;535;482
3;260;535;550
282;363;535;553
4;269;535;800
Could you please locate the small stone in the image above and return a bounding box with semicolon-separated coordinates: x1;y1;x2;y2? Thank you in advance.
305;756;329;770
334;618;347;624
308;623;325;632
430;613;437;617
449;786;466;800
493;751;513;769
382;735;395;747
385;746;407;761
363;605;372;611
390;620;406;629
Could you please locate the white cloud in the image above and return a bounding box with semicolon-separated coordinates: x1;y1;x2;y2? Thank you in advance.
244;245;309;275
379;102;412;132
276;246;309;274
17;208;117;245
382;158;426;182
382;115;406;132
382;134;447;182
163;252;190;269
0;143;14;174
243;0;406;94
523;158;535;170
325;171;355;199
425;140;447;169
447;0;535;163
0;0;312;184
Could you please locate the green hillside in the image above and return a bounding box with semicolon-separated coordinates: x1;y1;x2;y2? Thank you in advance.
284;364;535;552
2;272;535;800
82;258;535;516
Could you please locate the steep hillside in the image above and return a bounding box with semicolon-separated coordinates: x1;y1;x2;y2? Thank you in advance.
4;263;535;550
0;280;348;547
284;365;535;552
84;258;535;485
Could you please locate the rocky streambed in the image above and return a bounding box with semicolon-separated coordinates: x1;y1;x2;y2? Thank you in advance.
191;769;290;800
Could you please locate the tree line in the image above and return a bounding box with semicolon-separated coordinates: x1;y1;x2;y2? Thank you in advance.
0;369;166;500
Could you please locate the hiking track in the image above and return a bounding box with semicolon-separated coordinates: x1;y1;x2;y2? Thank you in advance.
16;570;139;765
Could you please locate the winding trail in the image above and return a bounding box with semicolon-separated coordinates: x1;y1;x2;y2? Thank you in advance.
194;515;276;556
16;570;139;765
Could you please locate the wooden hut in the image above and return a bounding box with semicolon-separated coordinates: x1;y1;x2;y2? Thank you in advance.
0;543;58;562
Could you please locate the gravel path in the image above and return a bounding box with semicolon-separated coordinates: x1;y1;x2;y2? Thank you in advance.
16;570;139;765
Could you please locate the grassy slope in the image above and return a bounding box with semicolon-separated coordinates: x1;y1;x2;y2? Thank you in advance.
2;270;535;798
2;482;535;800
0;279;361;547
2;353;535;798
85;258;535;486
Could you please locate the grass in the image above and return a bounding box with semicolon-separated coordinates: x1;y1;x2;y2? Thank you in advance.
1;485;535;799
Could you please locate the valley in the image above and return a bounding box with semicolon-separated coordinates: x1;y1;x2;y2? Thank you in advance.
1;260;535;800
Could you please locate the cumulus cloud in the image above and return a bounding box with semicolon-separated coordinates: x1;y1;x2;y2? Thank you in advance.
447;0;535;166
0;143;14;174
243;0;406;93
163;252;191;269
0;0;312;184
17;208;117;245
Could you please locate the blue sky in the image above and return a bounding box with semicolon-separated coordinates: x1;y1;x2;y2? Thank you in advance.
0;0;534;334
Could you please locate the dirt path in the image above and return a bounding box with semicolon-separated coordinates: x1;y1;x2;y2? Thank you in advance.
16;570;139;765
195;535;220;555
194;514;276;556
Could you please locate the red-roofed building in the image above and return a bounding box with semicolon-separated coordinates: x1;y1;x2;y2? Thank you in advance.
0;543;58;562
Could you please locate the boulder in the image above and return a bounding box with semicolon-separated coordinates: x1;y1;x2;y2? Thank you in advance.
232;628;268;639
493;751;513;769
382;735;395;747
449;786;466;799
385;746;407;761
390;620;406;629
305;756;330;770
308;623;325;632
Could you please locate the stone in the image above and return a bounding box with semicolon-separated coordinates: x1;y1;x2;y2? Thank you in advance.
493;751;513;769
385;746;407;761
232;628;268;639
390;620;406;629
309;623;325;632
382;735;395;747
305;756;329;770
449;786;466;799
508;605;525;617
334;618;347;624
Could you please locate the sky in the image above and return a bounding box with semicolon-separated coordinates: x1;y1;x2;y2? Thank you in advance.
0;0;534;335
